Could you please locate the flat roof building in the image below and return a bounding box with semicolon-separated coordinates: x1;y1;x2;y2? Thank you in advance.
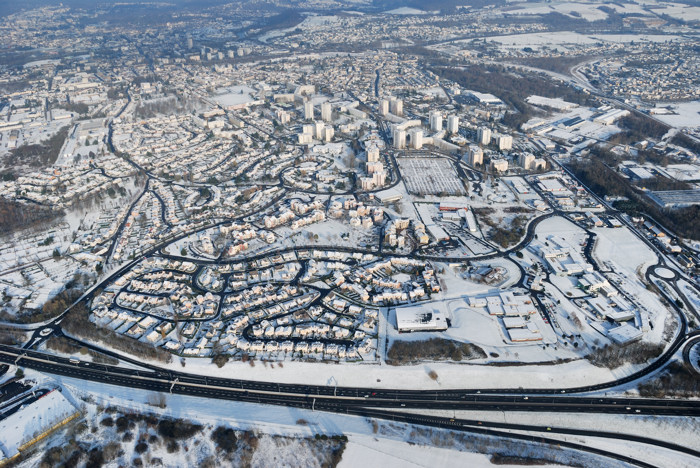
395;307;448;332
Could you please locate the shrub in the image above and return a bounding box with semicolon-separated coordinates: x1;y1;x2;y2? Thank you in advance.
85;448;103;468
211;426;238;453
387;338;486;365
116;416;129;433
638;362;700;397
586;342;664;369
135;442;148;454
157;419;202;440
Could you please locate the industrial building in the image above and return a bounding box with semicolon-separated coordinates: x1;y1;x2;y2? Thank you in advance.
395;307;448;332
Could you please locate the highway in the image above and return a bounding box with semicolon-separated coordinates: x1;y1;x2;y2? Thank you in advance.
2;344;698;467
2;344;700;417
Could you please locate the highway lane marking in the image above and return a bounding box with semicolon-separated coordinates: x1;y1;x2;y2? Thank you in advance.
2;348;700;412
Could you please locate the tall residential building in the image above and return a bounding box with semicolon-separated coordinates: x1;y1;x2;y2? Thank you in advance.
367;161;383;173
491;158;508;172
477;127;492;145
323;126;334;143
519;153;535;170
412;130;423;150
276;110;290;125
187;37;194;49
379;99;389;116
321;102;332;122
367;145;380;163
495;134;513;151
429;112;443;132
372;170;387;187
447;115;459;134
394;129;406;149
315;121;325;139
390;98;403;116
304;101;314;120
468;145;483;167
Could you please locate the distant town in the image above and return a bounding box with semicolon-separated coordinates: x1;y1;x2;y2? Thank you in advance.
0;1;699;467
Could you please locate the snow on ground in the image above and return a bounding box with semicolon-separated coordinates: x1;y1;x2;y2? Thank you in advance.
649;101;700;130
501;2;610;21
384;7;431;15
299;14;342;28
478;32;598;50
589;33;684;44
212;86;257;107
439;409;700;452
152;349;627;391
28;373;633;468
476;30;686;52
339;436;504;468
420;407;700;468
592;227;657;275
535;215;587;243
417;86;448;100
0;388;79;459
649;2;700;21
678;279;700;311
527;95;579;111
662;163;700;181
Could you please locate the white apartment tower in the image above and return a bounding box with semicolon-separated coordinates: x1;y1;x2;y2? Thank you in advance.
390;98;403;116
519;153;535;170
447;115;459;134
276;110;290;125
496;134;513;151
477;127;492;146
304;101;314;120
323;126;334;143
394;129;406;149
379;99;389;116
468;145;483;167
321;102;332;122
315;122;325;140
412;130;423;150
429;112;443;132
367;145;380;163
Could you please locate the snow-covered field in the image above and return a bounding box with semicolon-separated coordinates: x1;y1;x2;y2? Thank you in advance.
148;350;629;391
650;101;700;130
383;7;431;15
339;436;507;468
212;86;257;107
527;95;579;111
501;1;609;22
476;31;686;52
649;2;700;21
592;227;657;275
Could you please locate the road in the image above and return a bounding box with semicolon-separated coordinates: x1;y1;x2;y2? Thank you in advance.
3;343;700;412
1;344;699;467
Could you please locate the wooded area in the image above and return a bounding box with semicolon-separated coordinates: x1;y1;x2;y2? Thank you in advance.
0;198;64;234
568;157;700;239
433;64;596;129
7;125;69;167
